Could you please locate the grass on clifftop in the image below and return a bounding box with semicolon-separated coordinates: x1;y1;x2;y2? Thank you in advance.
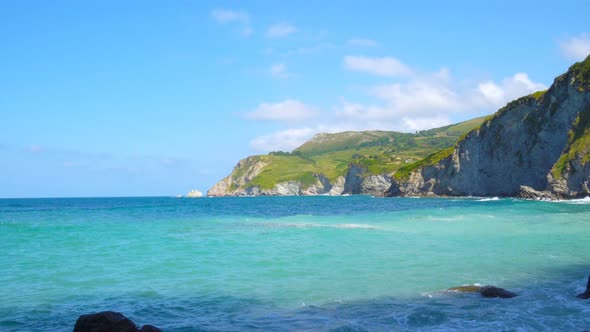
229;117;487;190
393;146;455;180
531;90;547;100
570;54;590;92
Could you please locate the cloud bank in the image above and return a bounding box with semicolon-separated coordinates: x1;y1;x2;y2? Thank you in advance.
248;55;547;152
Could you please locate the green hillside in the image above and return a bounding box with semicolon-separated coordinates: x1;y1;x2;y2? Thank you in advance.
551;105;590;178
241;116;487;190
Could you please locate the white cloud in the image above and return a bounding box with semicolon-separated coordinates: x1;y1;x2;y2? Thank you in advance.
560;34;590;61
210;9;249;24
210;9;252;36
369;73;460;116
246;100;317;122
344;55;412;77
248;57;548;152
337;67;546;122
270;63;291;79
477;82;505;105
402;116;452;131
249;128;315;151
266;23;297;38
347;38;378;47
334;101;453;132
477;72;547;108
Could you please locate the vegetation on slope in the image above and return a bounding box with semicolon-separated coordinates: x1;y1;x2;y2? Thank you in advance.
232;117;486;190
392;56;590;183
570;54;590;92
551;106;590;178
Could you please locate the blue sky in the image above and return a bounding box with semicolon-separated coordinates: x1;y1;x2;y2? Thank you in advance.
1;0;590;197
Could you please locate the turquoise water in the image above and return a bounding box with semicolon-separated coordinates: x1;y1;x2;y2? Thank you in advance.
1;196;589;331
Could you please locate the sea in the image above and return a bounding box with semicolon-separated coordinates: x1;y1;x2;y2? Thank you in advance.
1;196;589;331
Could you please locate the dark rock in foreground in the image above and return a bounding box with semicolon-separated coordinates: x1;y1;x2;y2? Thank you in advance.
576;275;590;299
447;285;518;298
479;286;518;298
73;311;161;332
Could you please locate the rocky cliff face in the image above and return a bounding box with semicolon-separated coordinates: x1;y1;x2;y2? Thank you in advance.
207;156;268;196
388;55;590;198
343;164;392;196
207;160;390;197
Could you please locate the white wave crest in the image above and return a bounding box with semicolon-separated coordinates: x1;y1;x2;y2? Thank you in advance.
477;197;500;202
560;196;590;204
257;222;380;230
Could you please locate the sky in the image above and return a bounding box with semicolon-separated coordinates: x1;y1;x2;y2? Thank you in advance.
1;0;590;198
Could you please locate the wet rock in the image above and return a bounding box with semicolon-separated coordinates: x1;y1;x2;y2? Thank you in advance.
447;284;517;298
73;311;162;332
517;185;557;200
73;311;138;332
447;285;482;293
479;286;518;298
576;275;590;299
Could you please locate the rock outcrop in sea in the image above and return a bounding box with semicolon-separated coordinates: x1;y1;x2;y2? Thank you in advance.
186;189;203;198
447;285;518;298
577;275;590;299
73;311;161;332
387;55;590;199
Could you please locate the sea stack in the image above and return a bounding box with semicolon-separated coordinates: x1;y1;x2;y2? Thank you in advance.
186;189;203;198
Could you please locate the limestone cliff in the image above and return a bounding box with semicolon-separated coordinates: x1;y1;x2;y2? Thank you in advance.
207;156;268;196
207;159;390;197
388;55;590;198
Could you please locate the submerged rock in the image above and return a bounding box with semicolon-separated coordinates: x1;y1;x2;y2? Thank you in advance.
576;275;590;299
447;284;517;298
73;311;161;332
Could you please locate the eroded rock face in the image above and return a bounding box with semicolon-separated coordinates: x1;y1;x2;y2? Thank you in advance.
73;311;138;332
361;174;392;197
208;160;393;197
207;156;268;197
388;57;590;198
517;185;557;200
328;176;346;195
343;164;392;196
549;158;590;198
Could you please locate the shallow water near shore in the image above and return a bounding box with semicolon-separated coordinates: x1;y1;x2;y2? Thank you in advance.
1;196;589;331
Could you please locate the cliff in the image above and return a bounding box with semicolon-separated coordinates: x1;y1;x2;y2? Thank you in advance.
387;55;590;198
207;118;485;196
